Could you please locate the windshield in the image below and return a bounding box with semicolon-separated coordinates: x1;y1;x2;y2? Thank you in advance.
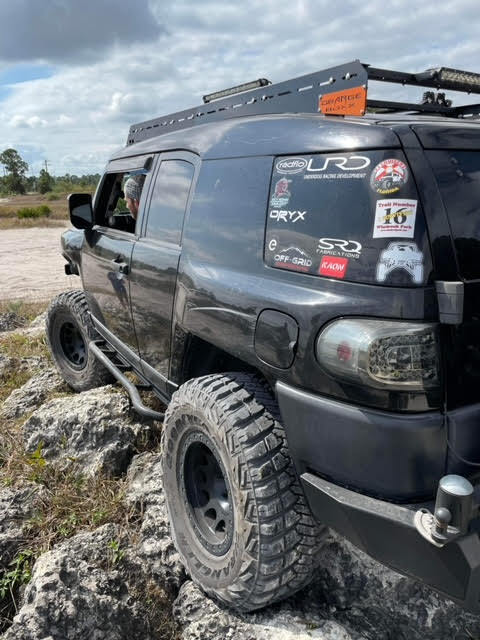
426;150;480;280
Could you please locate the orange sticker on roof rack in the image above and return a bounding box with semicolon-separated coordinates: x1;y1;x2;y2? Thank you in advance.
319;86;367;116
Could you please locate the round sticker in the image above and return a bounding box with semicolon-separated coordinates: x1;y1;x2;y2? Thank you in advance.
370;158;408;195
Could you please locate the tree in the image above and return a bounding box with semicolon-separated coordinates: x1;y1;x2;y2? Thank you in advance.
0;148;28;194
38;168;53;194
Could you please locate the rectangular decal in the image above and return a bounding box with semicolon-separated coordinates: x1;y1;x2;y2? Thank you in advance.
319;256;349;279
373;199;417;239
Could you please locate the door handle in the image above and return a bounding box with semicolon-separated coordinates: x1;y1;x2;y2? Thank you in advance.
111;259;129;275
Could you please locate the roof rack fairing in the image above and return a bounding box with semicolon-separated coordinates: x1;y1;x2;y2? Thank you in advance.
126;60;480;146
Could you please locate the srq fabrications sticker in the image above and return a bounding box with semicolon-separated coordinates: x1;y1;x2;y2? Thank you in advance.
370;158;409;195
270;178;292;207
373;199;417;238
375;241;424;284
316;237;362;260
319;256;349;279
303;155;371;180
273;246;313;272
269;209;306;223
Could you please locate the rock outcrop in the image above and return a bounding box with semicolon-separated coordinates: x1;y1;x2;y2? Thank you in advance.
0;312;26;333
3;525;155;640
0;485;46;571
125;452;186;591
1;367;65;419
22;386;155;476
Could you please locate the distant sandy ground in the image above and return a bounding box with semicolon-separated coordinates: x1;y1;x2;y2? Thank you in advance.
0;224;77;301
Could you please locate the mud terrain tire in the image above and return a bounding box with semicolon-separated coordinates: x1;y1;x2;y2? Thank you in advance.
46;290;113;392
161;372;324;611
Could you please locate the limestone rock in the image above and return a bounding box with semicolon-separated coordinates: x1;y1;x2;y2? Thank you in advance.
125;452;185;591
22;386;153;476
0;485;46;571
174;581;359;640
3;524;155;640
1;367;66;420
0;312;26;333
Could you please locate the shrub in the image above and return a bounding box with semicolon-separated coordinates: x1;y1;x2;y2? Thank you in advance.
46;192;59;201
16;205;51;219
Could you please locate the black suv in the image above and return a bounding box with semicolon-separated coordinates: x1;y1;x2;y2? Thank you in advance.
47;61;480;613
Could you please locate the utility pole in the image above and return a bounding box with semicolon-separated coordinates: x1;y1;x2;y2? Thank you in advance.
44;159;49;173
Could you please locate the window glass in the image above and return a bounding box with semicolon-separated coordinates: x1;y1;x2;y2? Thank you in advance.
264;151;432;286
95;170;147;234
426;150;480;280
145;160;194;244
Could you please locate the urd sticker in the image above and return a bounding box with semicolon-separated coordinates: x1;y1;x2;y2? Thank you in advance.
370;158;409;195
270;178;292;208
319;256;349;279
304;155;370;181
373;199;418;238
376;242;424;284
273;246;312;272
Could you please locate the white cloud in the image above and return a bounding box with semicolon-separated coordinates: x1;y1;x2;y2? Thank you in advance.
0;0;479;175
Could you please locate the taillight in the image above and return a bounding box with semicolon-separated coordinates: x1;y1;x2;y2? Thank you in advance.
316;319;439;392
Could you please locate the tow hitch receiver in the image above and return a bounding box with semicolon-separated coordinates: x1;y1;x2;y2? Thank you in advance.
415;475;479;547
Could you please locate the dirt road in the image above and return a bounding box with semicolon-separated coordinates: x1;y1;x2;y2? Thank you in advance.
0;224;77;301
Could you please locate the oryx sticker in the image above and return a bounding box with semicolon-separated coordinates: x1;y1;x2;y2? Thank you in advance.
316;237;362;259
269;210;306;223
373;199;418;238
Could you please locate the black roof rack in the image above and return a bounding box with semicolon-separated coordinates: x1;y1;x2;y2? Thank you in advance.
127;60;480;145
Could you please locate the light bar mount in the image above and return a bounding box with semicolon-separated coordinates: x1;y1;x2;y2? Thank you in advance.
127;60;480;145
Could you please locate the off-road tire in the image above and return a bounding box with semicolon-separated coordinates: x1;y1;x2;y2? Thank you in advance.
46;290;114;392
161;372;324;611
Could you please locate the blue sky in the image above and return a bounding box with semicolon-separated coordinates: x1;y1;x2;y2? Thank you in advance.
0;0;479;176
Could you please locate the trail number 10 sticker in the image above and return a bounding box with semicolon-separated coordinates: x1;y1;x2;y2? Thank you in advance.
373;199;418;238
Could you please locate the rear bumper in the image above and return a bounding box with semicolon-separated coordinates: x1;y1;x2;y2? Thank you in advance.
276;381;445;501
301;472;480;613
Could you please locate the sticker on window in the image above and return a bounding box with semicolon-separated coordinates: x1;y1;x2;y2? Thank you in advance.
270;178;292;207
370;159;409;195
373;199;417;238
273;246;312;272
319;256;349;279
376;242;424;284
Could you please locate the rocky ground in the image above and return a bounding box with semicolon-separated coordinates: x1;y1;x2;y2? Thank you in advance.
1;311;480;640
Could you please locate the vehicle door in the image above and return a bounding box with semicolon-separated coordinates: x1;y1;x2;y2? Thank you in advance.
129;152;198;393
81;154;154;355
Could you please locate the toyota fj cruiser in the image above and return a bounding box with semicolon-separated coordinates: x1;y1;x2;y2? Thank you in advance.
48;60;480;613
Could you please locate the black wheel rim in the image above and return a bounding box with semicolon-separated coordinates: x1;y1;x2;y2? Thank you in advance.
180;431;234;556
59;321;86;369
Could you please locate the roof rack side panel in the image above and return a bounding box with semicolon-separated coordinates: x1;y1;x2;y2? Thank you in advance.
126;60;368;145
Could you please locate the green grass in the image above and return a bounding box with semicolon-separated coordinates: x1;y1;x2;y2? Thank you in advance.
0;300;47;323
17;205;51;219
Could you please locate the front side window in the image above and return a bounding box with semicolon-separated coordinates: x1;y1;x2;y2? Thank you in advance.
145;160;194;244
95;170;148;233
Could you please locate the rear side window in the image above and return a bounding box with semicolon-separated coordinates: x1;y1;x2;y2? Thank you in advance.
264;151;432;286
145;159;194;244
426;150;480;280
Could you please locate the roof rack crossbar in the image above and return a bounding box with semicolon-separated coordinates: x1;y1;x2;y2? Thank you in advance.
127;60;480;145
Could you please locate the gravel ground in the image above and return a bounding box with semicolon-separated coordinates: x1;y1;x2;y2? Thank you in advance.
0;224;77;300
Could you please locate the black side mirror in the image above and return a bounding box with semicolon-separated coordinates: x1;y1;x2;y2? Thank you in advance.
68;193;94;229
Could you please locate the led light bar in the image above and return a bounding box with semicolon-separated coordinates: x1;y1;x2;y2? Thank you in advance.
417;67;480;94
203;78;271;103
